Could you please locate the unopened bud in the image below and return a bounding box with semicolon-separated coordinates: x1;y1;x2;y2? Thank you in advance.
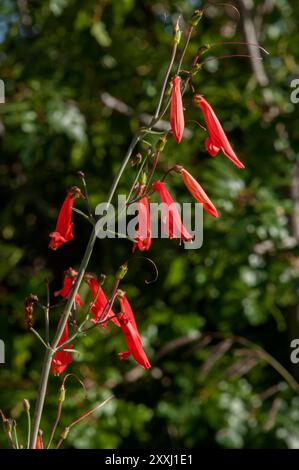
174;20;181;45
197;44;210;55
191;63;203;77
116;264;128;281
23;399;30;412
4;419;12;434
58;384;66;403
117;289;125;300
60;427;70;441
191;9;204;27
156;134;167;152
140;171;147;186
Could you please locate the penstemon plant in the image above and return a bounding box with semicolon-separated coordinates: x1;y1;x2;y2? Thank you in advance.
1;8;268;449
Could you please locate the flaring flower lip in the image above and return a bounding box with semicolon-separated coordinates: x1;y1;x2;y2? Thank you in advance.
170;76;185;144
49;191;75;250
118;295;151;369
195;94;245;170
51;321;72;376
54;269;83;307
85;275;120;327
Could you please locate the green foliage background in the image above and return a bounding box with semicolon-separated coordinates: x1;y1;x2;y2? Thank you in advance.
1;0;299;449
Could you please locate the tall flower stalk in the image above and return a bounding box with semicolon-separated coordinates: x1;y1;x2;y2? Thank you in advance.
28;15;196;448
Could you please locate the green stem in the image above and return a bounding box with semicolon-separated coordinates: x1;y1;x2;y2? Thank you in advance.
26;408;31;449
45;280;50;344
13;422;19;449
153;41;178;120
46;401;62;449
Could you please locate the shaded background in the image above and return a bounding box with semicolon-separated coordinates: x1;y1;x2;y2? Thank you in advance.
1;0;299;448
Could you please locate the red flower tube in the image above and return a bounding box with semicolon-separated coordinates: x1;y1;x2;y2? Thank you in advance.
51;321;73;376
152;180;192;241
49;187;81;250
133;187;152;253
194;95;245;169
118;294;151;370
35;432;44;449
54;268;83;307
177;166;219;218
85;275;120;327
170;76;185;143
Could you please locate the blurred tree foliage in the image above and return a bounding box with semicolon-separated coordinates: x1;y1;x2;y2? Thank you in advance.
1;0;299;449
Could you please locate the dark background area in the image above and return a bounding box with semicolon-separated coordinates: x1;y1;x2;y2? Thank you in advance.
1;0;299;448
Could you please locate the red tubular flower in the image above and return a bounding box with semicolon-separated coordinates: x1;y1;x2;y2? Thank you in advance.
85;275;120;327
51;321;72;376
152;180;192;241
170;76;185;143
35;432;44;449
177;166;219;218
49;187;81;250
118;294;151;370
194;95;245;169
133;188;152;253
54;268;83;307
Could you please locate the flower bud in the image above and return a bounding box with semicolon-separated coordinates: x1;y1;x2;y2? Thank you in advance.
190;9;204;27
60;426;70;441
156;134;167;152
58;384;66;403
140;171;147;186
197;44;211;55
23;399;30;412
173;20;181;45
116;264;128;281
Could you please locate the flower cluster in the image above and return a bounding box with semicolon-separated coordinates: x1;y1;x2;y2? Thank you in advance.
51;269;150;374
48;75;245;376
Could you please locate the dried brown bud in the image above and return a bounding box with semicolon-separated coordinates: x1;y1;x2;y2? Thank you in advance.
174;164;183;174
69;185;85;200
24;294;38;330
131;153;142;167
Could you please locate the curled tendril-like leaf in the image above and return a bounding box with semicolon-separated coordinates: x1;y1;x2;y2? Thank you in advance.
62;373;87;398
124;256;159;285
203;2;241;22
